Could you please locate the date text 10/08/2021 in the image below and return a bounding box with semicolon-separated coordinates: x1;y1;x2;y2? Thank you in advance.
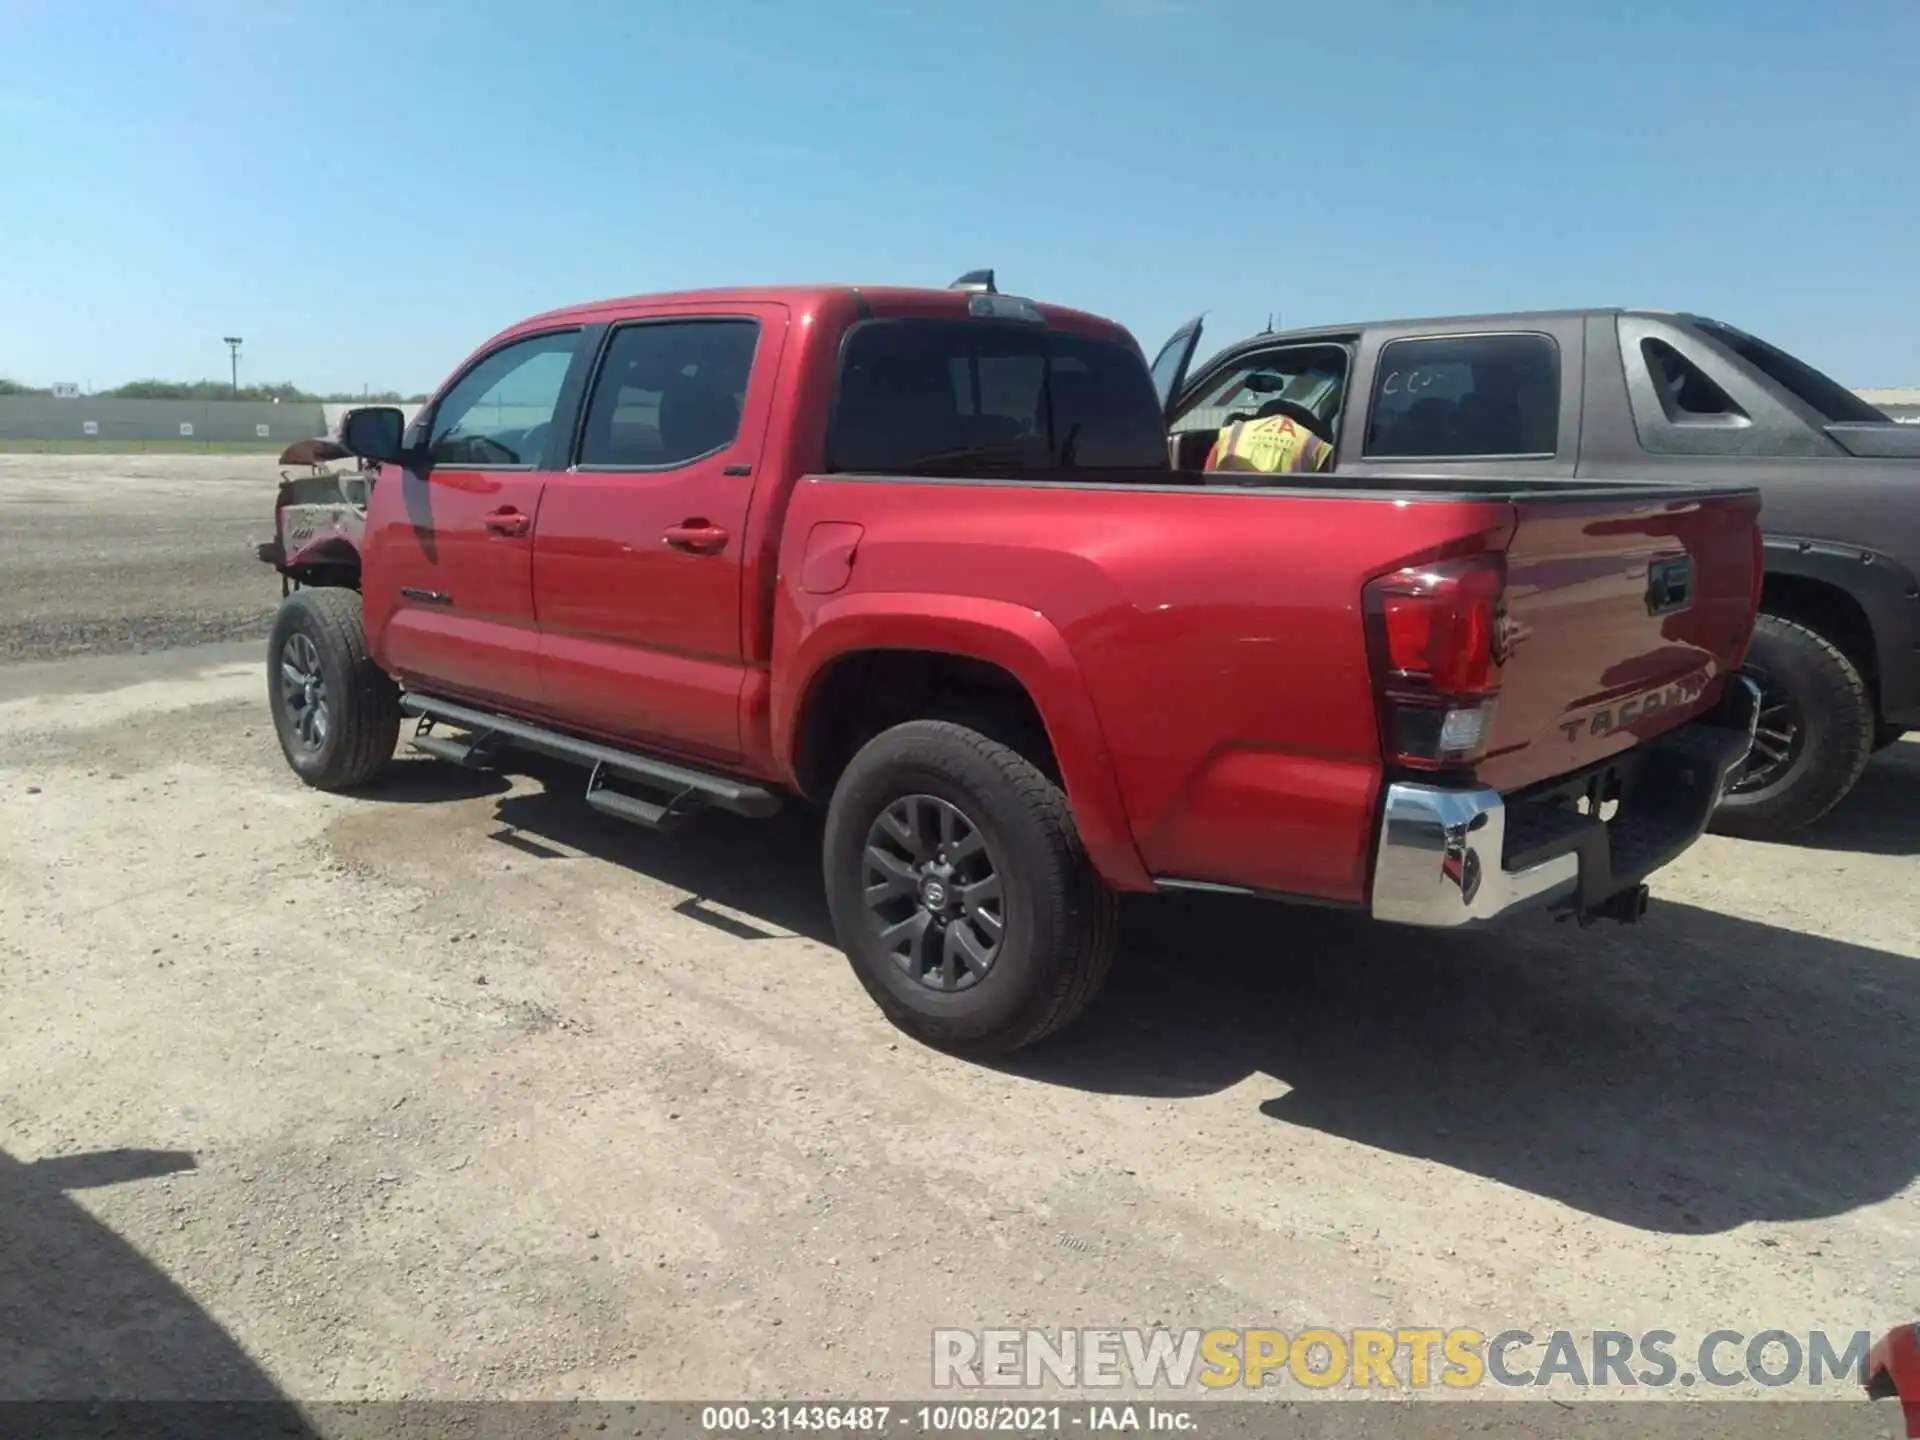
701;1405;1196;1433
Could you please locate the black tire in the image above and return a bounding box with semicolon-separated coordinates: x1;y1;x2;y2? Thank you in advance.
1711;614;1875;839
823;720;1119;1055
266;588;401;791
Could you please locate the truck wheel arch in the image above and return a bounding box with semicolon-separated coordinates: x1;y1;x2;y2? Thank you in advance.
775;595;1153;892
1760;536;1919;722
284;537;363;589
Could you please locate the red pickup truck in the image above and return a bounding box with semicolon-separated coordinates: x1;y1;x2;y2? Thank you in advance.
259;275;1764;1053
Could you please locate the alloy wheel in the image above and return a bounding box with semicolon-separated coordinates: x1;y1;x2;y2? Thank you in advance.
279;632;330;752
861;794;1006;992
1729;662;1801;794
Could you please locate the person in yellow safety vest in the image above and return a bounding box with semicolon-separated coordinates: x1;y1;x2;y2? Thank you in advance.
1205;413;1332;474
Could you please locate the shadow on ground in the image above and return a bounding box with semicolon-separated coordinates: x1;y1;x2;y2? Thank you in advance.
473;764;1919;1237
479;754;837;944
1782;739;1920;857
0;1145;316;1428
1011;891;1920;1236
346;755;514;806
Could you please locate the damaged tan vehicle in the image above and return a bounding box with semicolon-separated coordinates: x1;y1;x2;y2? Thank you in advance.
254;418;380;594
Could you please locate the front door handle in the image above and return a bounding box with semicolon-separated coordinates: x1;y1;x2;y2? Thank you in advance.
483;507;530;537
664;520;729;555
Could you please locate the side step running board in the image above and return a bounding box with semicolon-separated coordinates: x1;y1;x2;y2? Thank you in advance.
584;762;707;835
399;692;782;825
409;717;499;768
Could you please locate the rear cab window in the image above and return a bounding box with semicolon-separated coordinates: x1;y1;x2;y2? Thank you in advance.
826;319;1168;478
1364;333;1560;459
1618;314;1856;458
1641;337;1745;423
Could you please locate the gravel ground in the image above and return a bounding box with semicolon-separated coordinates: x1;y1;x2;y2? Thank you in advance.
0;454;279;661
0;458;1913;1434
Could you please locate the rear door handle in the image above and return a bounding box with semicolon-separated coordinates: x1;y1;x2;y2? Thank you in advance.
664;521;729;555
483;507;529;537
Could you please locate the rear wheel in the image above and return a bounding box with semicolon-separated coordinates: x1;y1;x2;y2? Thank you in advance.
267;588;400;790
1711;614;1874;839
823;720;1118;1055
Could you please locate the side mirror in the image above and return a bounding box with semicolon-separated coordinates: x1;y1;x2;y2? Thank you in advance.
340;406;409;465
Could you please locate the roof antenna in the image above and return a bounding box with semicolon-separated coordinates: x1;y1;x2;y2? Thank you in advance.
949;269;997;294
1264;312;1274;334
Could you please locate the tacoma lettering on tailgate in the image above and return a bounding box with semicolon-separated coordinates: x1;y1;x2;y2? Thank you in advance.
1558;670;1709;742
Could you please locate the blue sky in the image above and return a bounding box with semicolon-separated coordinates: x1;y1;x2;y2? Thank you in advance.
1;0;1915;394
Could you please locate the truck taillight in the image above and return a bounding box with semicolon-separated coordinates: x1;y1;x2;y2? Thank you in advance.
1363;554;1507;770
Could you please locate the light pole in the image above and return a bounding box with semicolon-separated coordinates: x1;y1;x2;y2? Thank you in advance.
223;336;244;398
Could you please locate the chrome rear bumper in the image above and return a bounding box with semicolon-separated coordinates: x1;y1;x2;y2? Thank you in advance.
1370;784;1577;926
1369;677;1760;928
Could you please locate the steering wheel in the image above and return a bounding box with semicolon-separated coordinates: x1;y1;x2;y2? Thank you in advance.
439;433;518;465
1252;397;1333;442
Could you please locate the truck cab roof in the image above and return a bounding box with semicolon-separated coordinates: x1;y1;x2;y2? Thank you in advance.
1244;307;1689;346
508;285;1140;350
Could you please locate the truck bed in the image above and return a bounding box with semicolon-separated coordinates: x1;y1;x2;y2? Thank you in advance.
776;470;1760;904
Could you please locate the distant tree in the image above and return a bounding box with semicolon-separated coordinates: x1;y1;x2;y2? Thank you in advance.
78;379;421;404
246;382;324;404
104;379;325;403
105;380;212;400
0;378;48;396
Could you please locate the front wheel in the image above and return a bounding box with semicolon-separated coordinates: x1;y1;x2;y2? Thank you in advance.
1710;614;1875;839
823;720;1119;1055
267;588;401;790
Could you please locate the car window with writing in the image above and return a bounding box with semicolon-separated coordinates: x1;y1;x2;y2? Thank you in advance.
1364;335;1559;458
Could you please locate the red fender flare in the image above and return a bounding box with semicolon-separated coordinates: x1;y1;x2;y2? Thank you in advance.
1869;1323;1920;1436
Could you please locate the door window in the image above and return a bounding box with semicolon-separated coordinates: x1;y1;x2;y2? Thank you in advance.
1364;333;1560;458
577;319;761;468
1171;346;1349;436
428;330;581;467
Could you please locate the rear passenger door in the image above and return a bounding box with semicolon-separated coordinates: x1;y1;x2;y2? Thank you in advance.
1336;319;1584;479
532;306;787;761
364;328;586;708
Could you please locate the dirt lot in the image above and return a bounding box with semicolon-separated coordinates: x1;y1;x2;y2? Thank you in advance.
0;454;278;662
0;458;1914;1427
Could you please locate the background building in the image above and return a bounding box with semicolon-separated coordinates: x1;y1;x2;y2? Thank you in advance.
1855;388;1920;422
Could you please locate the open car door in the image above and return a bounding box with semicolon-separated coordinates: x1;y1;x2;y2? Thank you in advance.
1149;316;1205;420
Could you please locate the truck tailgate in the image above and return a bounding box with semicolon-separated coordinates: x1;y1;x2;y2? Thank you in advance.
1474;486;1761;793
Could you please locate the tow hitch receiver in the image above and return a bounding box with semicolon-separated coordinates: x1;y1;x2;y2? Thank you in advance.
1560;882;1651;927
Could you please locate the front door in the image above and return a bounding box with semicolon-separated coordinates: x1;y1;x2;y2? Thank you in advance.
1149;315;1206;418
362;327;584;709
532;307;786;761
